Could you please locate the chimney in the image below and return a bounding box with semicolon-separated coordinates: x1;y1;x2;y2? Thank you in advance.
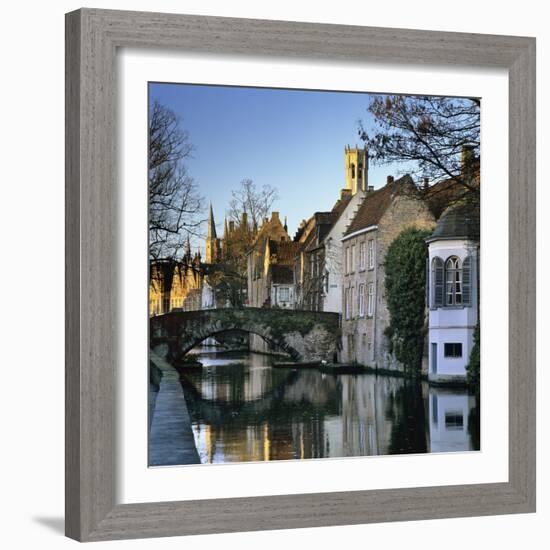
367;185;374;193
241;211;248;228
271;211;280;222
423;177;429;190
229;220;235;232
340;189;352;200
387;175;394;184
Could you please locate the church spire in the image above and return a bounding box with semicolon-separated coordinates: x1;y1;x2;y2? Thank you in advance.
185;235;191;259
205;202;220;264
284;215;288;234
207;202;217;239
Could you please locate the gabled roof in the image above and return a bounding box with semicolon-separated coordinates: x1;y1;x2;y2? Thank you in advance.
269;239;301;263
343;175;416;236
329;190;353;223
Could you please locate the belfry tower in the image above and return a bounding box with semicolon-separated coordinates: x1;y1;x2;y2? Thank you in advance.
344;145;368;194
205;203;221;263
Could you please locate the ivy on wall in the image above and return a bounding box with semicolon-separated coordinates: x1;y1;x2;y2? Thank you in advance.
384;227;431;374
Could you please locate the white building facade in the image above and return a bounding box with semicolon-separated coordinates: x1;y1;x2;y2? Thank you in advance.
321;188;366;313
426;203;480;383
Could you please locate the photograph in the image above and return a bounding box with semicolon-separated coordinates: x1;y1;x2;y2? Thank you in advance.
147;83;481;466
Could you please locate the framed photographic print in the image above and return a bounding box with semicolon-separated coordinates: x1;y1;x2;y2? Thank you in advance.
65;8;536;542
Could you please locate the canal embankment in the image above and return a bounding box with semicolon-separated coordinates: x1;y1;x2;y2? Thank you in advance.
273;360;471;388
149;351;201;466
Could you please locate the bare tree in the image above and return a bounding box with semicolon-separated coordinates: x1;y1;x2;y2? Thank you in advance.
359;95;480;200
228;179;279;228
207;179;279;307
149;100;205;259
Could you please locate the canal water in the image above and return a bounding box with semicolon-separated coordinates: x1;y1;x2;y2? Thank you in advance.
178;349;480;464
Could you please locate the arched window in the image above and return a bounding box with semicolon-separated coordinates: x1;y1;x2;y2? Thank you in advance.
351;163;356;179
431;257;444;308
445;256;462;306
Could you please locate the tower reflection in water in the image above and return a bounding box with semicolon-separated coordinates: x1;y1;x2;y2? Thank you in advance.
180;350;479;464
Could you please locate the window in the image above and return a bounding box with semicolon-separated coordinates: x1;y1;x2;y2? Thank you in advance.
345;247;349;275
445;411;464;430
349;286;354;318
278;287;289;302
358;283;365;316
359;241;366;270
445;256;462;305
350;245;356;272
367;283;374;316
367;239;375;269
444;343;462;358
358;163;363;180
351;163;356;179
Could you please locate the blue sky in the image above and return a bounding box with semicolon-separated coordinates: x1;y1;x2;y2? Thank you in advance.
149;82;405;245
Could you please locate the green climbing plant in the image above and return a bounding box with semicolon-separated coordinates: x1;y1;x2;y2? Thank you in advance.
384;227;431;374
466;323;480;390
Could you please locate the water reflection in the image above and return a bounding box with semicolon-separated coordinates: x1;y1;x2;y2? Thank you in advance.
179;350;480;464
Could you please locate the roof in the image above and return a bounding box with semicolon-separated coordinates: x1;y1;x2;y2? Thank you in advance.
268;239;301;263
330;190;353;223
423;159;480;219
271;264;294;284
250;212;289;248
344;175;416;236
424;178;471;219
427;201;480;242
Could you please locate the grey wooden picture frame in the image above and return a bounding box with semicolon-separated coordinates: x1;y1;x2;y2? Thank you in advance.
65;8;536;542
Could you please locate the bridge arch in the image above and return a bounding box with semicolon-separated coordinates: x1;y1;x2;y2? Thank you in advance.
184;328;298;360
150;307;340;364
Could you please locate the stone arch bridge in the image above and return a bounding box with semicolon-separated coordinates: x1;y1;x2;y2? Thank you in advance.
150;307;341;363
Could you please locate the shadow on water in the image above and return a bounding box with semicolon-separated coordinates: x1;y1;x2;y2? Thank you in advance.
385;379;428;454
170;349;480;464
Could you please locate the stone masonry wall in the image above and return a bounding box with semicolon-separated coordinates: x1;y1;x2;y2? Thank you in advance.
341;193;435;369
374;195;435;369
